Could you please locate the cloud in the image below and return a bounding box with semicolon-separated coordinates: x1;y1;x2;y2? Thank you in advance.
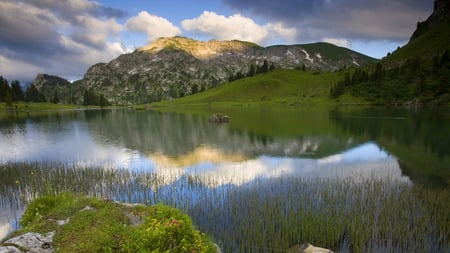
223;0;433;42
0;0;128;82
181;11;297;45
126;11;182;42
323;38;350;48
72;15;123;48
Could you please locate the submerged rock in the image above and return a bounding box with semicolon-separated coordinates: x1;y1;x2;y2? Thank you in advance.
208;113;230;124
288;243;333;253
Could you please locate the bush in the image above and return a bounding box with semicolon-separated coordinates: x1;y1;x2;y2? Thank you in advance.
123;204;215;253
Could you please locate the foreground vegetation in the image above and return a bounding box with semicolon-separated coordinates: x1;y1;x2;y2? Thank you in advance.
1;162;449;252
15;193;215;253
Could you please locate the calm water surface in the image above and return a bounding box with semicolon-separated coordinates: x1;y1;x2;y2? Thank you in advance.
0;107;449;250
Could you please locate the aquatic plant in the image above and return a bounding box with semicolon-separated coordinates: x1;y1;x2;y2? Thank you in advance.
1;162;449;252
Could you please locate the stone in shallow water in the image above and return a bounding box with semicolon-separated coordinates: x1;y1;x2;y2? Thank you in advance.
289;243;333;253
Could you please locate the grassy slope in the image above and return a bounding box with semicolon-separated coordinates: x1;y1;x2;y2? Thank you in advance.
385;21;450;63
300;42;377;62
152;69;365;108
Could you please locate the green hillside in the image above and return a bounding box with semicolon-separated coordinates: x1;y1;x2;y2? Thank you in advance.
300;42;377;62
329;0;450;105
385;21;450;63
151;69;359;108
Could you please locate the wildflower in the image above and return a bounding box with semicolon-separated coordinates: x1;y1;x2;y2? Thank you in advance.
30;171;34;176
15;180;19;184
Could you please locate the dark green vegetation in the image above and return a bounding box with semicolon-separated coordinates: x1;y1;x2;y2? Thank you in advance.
330;52;450;104
0;76;45;105
1;162;449;253
14;192;215;253
330;0;450;105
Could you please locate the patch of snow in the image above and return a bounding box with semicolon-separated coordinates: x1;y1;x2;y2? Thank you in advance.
285;50;294;57
352;60;360;66
315;53;322;61
301;50;314;63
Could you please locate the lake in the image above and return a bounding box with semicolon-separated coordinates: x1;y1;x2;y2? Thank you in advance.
0;106;449;252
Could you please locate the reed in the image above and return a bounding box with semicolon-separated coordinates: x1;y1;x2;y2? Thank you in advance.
1;162;449;252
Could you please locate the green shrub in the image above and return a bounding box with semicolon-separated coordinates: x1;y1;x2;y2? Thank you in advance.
123;204;215;253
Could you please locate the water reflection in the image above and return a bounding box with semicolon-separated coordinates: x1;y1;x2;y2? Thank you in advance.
2;107;447;243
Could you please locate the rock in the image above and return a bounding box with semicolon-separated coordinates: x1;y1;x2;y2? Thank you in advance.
80;205;94;211
213;243;222;253
0;246;22;253
208;113;230;124
2;231;54;253
56;218;70;225
288;243;333;253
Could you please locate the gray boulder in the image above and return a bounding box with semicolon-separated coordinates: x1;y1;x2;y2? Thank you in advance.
0;231;54;253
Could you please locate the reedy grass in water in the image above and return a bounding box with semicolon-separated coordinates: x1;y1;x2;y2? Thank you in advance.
1;162;449;252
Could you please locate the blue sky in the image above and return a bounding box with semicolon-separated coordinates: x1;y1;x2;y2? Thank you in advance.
0;0;433;83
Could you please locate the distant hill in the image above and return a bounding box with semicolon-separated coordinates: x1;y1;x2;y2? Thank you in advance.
30;74;77;104
32;37;376;105
331;0;450;105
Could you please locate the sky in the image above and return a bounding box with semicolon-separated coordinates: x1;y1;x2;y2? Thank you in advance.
0;0;433;84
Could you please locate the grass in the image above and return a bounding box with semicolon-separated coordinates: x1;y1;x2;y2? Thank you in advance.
150;69;366;108
1;162;449;252
0;102;127;113
12;192;215;253
385;21;450;63
0;102;79;111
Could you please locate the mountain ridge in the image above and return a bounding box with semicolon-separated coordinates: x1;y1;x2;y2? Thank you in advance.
32;38;376;105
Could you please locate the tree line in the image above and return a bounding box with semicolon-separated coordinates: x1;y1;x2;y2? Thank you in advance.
0;76;46;106
228;60;275;82
330;50;450;104
1;76;110;107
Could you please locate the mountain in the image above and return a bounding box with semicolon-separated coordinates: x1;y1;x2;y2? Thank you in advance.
330;0;450;105
30;74;79;103
385;0;450;63
33;37;375;105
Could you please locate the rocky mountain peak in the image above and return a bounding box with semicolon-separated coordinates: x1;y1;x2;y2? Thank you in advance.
138;36;260;59
410;0;450;41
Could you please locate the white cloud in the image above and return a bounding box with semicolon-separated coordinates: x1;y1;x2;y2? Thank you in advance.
265;22;298;43
323;38;350;48
0;54;45;82
126;11;182;42
72;15;123;48
0;0;128;82
181;11;297;45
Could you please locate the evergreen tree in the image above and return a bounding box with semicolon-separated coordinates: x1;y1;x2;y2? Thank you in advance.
269;62;276;71
247;64;256;77
52;91;60;104
4;89;13;107
25;84;46;102
10;80;24;101
0;76;12;102
261;60;269;73
99;94;109;107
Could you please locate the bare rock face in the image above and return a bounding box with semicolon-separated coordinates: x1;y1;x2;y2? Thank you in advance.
0;231;55;253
